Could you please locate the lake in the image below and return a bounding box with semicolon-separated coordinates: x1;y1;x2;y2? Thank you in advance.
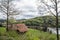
48;27;60;34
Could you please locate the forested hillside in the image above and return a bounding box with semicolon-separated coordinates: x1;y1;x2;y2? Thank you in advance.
21;16;60;27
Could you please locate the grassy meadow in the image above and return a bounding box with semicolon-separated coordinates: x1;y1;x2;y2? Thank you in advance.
0;27;59;40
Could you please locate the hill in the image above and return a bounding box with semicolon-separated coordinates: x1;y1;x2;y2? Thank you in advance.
0;19;6;23
21;16;57;27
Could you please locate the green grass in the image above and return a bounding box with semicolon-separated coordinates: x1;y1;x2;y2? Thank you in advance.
0;27;59;40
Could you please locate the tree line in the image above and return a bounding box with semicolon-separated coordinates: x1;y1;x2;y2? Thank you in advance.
21;16;60;28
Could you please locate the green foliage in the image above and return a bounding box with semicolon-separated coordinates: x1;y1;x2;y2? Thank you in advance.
0;27;59;40
0;27;6;36
26;29;40;40
23;19;42;26
21;16;59;27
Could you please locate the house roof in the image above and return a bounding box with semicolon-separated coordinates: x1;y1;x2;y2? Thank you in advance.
16;24;28;32
16;24;26;27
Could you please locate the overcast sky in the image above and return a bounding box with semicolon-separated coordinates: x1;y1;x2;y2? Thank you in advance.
0;0;60;19
0;0;39;19
13;0;39;19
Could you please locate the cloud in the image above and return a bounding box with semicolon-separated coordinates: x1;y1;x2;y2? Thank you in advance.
0;0;38;19
11;0;38;19
0;0;54;19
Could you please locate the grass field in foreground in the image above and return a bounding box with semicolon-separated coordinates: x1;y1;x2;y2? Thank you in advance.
0;27;58;40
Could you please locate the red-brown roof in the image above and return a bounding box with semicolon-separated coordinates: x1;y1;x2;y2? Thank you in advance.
16;24;28;32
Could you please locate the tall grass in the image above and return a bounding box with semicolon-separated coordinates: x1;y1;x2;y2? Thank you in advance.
0;27;59;40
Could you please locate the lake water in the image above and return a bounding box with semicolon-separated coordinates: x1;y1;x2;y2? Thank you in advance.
48;27;60;34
